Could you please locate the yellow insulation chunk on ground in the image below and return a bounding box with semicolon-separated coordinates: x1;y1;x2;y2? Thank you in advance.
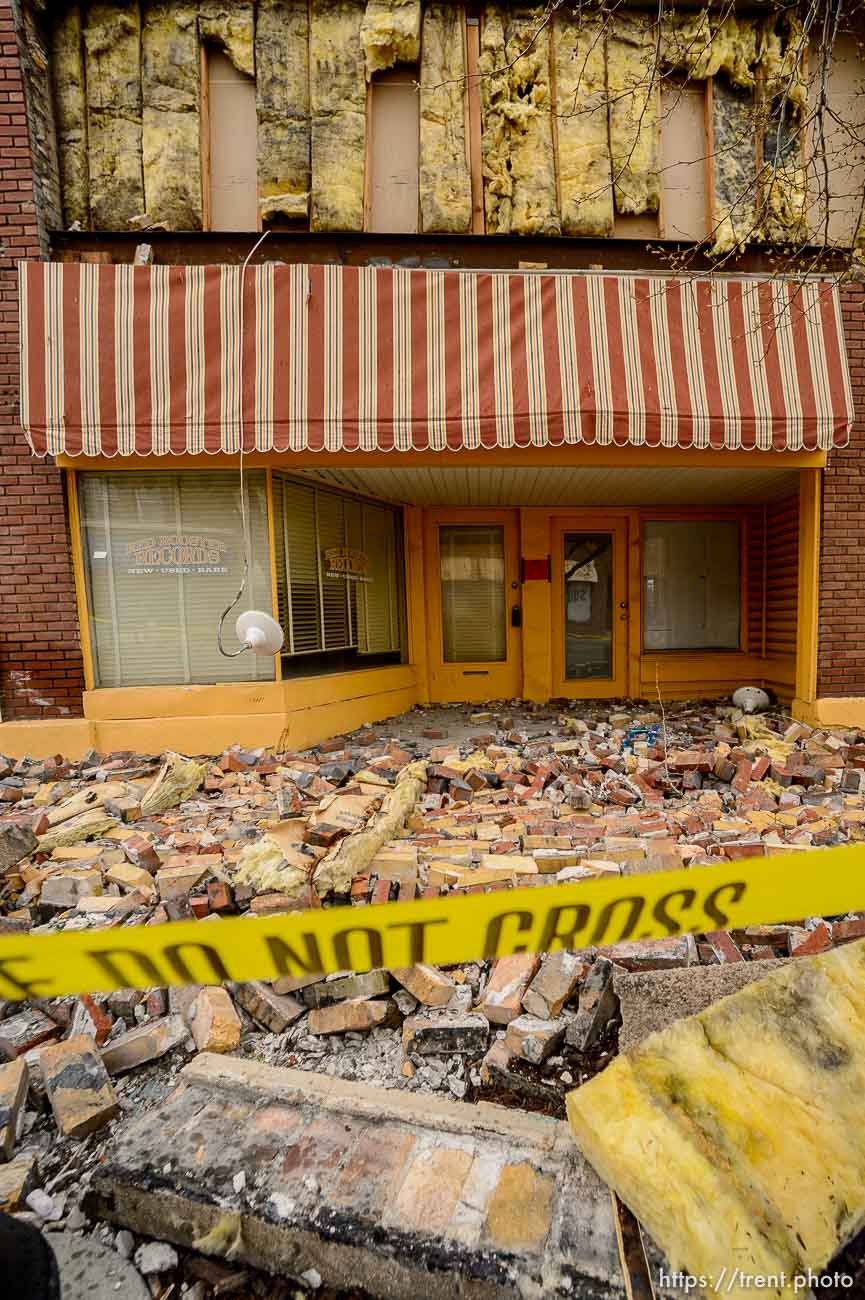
361;0;421;79
419;2;472;233
567;939;865;1298
553;10;613;237
607;12;659;216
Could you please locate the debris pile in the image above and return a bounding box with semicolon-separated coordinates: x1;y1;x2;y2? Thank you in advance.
3;699;865;1293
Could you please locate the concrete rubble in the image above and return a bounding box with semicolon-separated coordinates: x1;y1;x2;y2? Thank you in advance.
2;698;865;1295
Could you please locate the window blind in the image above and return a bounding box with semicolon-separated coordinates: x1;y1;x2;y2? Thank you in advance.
79;471;274;687
272;476;403;659
440;525;507;663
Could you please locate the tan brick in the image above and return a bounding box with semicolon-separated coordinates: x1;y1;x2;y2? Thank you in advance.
0;1151;38;1211
522;951;587;1019
101;1015;191;1074
0;1058;29;1159
308;998;398;1035
390;1145;474;1234
478;954;541;1025
156;862;209;900
392;964;455;1007
233;982;304;1033
189;987;241;1053
505;1015;567;1064
106;861;156;897
40;1035;119;1137
484;1162;555;1253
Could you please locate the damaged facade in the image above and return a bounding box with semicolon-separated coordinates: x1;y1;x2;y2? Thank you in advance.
0;0;864;758
30;0;857;252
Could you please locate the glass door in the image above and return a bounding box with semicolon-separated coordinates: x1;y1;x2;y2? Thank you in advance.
552;517;628;697
425;509;522;702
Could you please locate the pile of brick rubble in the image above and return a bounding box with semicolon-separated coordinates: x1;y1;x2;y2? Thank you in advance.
2;698;865;1296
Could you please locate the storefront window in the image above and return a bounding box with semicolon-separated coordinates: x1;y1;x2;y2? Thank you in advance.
643;520;741;651
271;476;406;676
78;471;274;687
563;532;613;679
440;525;507;663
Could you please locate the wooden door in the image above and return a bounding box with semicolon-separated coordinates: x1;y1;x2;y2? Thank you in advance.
551;516;629;698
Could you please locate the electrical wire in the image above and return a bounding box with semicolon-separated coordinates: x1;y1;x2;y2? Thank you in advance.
217;229;271;658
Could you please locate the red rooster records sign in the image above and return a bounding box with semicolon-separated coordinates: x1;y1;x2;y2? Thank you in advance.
126;535;229;576
323;546;372;583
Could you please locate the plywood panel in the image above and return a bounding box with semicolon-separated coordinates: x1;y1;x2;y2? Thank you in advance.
660;82;708;241
207;49;258;231
813;33;865;246
368;68;420;233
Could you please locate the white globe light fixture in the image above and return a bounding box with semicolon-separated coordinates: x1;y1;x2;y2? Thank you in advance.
235;610;284;656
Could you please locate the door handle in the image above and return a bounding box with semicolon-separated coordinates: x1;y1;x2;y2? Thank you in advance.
511;605;522;628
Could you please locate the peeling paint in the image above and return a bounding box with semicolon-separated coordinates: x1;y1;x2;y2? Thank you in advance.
198;0;254;78
361;0;421;80
256;0;311;222
83;1;145;229
607;12;659;217
553;8;612;238
479;5;559;236
310;0;367;232
142;0;202;231
419;2;471;234
50;3;89;228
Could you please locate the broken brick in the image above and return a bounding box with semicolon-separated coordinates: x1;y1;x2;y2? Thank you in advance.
478;954;540;1025
391;964;455;1007
189;987;241;1053
0;1058;29;1158
309;998;399;1035
40;1035;120;1137
101;1015;191;1074
234;981;305;1033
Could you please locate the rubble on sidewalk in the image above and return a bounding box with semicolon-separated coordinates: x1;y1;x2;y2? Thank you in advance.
4;698;865;1294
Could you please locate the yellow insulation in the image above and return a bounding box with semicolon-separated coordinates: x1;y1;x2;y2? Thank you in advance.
710;78;757;257
360;0;421;80
418;3;472;233
660;11;757;90
82;1;145;229
479;5;559;236
51;3;89;228
256;0;311;221
607;12;659;216
198;1;254;78
141;0;201;231
553;8;613;237
310;0;367;232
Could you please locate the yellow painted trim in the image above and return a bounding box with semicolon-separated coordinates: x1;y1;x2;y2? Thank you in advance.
67;471;96;693
58;446;827;473
519;508;552;703
549;514;629;699
794;696;865;728
0;666;420;760
265;468;282;683
626;509;642;698
423;507;522;703
794;467;821;707
404;507;430;705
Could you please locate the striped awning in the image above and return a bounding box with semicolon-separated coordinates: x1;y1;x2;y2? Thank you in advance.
19;261;853;457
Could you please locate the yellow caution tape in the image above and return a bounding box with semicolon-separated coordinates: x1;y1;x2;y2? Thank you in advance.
2;843;864;1001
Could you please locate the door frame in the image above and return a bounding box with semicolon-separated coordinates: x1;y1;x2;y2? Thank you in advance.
550;514;630;698
423;507;523;702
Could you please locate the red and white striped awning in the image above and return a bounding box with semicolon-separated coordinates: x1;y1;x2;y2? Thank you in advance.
19;261;853;457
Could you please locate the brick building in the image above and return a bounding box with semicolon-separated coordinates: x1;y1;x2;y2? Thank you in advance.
1;0;864;758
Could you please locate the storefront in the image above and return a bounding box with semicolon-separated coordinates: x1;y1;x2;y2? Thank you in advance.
5;261;850;758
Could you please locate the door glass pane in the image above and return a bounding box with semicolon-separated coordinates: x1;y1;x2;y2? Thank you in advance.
440;525;506;663
643;520;740;650
564;533;613;680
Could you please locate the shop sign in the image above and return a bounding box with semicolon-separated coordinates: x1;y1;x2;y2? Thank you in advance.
323;546;372;583
126;534;230;576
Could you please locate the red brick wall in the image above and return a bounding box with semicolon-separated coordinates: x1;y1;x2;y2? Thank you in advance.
818;282;865;699
0;0;84;720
